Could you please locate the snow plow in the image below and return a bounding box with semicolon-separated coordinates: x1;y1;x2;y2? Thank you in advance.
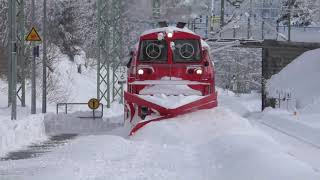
124;23;218;135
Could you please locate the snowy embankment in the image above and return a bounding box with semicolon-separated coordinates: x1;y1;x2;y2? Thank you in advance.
267;48;320;112
264;48;320;143
0;113;47;157
0;80;47;157
1;106;319;180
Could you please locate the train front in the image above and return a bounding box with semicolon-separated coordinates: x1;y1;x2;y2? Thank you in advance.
124;26;218;134
128;26;216;96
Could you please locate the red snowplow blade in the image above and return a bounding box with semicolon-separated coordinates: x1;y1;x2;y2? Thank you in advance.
124;91;217;135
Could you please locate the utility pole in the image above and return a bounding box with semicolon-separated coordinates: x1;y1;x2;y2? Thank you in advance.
17;0;26;107
8;0;12;107
97;0;124;107
96;0;101;101
152;0;161;20
8;0;26;119
111;0;124;103
211;0;215;17
42;0;47;113
31;0;36;114
220;0;225;28
288;6;292;42
210;0;215;30
10;0;17;120
261;20;265;39
247;0;252;39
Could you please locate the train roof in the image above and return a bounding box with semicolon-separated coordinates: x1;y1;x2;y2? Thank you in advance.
141;26;197;37
134;26;210;51
133;38;210;51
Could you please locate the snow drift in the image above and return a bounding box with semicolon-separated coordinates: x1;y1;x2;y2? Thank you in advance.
267;48;320;112
0;113;47;157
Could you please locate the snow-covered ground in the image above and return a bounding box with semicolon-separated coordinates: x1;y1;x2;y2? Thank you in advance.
0;109;47;158
0;49;123;158
0;80;48;157
1;89;320;179
262;48;320;152
1;48;320;179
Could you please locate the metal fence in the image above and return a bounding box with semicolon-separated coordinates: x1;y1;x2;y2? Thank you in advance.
56;103;104;119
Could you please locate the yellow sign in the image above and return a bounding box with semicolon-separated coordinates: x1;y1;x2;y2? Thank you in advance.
88;98;100;110
25;27;42;42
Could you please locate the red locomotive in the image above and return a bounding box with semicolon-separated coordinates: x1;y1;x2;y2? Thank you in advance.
124;22;218;135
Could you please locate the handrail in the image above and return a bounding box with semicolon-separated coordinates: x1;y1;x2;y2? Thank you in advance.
56;102;104;119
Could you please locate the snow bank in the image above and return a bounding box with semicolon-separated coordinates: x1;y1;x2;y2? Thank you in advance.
0;79;47;157
267;48;320;111
0;113;47;157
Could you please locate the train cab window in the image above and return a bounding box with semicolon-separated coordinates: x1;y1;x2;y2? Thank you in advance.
173;40;201;62
139;40;167;62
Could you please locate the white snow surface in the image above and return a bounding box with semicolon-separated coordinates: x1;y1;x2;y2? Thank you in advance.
1;106;319;179
141;26;196;36
0;113;47;157
138;94;203;109
50;48;97;104
0;79;47;157
217;88;261;116
140;84;202;96
139;77;203;96
267;48;320;111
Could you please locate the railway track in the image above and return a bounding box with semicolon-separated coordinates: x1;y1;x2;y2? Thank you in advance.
256;120;320;150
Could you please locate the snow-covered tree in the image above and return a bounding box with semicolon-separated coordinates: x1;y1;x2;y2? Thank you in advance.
47;0;84;61
278;0;315;26
0;0;8;47
0;0;8;76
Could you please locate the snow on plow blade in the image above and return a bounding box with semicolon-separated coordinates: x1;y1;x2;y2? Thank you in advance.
124;91;217;135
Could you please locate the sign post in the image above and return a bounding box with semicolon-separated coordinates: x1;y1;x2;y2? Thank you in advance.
10;0;17;120
116;66;127;104
88;98;100;119
88;98;100;110
43;0;47;113
25;26;42;114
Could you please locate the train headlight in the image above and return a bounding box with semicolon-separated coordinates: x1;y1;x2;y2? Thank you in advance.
138;69;144;75
157;32;164;40
196;69;203;75
167;32;173;38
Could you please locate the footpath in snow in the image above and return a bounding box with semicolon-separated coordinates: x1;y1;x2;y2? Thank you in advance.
219;87;320;174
